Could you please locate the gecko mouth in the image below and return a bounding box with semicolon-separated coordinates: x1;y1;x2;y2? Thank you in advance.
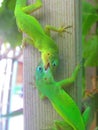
45;63;50;70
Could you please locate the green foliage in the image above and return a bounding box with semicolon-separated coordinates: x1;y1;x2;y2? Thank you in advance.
82;0;98;66
83;35;98;66
5;0;16;11
0;0;22;48
82;1;98;35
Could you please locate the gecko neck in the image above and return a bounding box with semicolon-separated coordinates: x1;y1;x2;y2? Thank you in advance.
15;0;27;7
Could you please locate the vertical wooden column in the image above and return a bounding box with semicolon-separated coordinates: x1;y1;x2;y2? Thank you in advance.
23;0;82;129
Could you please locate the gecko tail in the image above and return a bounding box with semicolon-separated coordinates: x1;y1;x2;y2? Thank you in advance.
82;106;91;127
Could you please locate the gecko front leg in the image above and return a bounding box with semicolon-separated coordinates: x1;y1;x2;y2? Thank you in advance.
45;25;72;36
58;64;81;88
23;0;42;14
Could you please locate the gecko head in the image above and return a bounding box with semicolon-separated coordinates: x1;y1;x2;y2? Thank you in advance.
35;62;55;95
35;61;54;85
42;52;59;73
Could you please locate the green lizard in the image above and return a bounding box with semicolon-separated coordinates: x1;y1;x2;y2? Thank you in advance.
14;0;70;71
35;62;90;130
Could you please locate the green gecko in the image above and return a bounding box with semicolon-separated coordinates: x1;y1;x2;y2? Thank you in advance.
14;0;70;71
35;62;90;130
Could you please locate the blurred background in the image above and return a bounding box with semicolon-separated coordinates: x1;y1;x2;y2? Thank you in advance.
0;0;23;129
0;43;23;130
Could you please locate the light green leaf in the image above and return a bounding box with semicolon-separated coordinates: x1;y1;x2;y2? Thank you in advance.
82;1;98;35
83;35;98;66
0;0;22;48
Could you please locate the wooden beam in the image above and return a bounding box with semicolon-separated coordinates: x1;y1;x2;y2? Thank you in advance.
24;0;82;129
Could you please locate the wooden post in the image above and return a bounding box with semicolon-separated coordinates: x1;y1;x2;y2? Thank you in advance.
23;0;82;129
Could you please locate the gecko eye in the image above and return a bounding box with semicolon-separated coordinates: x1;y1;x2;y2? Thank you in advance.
37;66;43;72
53;63;56;66
47;53;50;56
52;61;57;67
